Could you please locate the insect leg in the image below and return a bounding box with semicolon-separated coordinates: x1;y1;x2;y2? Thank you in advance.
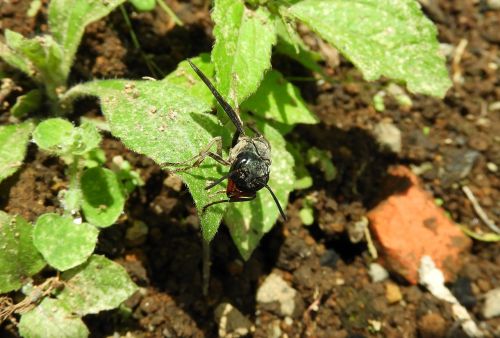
162;136;230;172
202;195;256;213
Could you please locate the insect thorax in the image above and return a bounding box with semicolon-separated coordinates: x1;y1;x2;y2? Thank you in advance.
228;135;271;193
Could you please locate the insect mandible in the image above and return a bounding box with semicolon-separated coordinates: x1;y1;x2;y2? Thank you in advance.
166;59;286;221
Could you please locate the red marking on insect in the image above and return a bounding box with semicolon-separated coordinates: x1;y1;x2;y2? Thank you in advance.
227;179;253;199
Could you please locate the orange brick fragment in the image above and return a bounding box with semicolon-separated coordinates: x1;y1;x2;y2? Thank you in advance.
368;165;471;284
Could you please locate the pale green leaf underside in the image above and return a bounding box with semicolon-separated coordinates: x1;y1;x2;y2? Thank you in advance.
19;298;89;338
225;121;294;260
33;213;98;271
212;0;277;106
57;255;138;315
65;78;229;241
0;121;34;184
32;118;74;152
243;70;318;125
81;167;125;228
289;0;451;97
0;212;46;293
48;0;126;76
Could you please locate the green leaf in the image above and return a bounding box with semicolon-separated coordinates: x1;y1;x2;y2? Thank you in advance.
2;30;66;100
0;33;34;77
19;298;89;338
164;53;215;107
64;77;230;241
299;206;314;225
81;167;125;228
57;255;138;315
225;120;294;260
67;120;102;155
48;0;126;78
33;118;100;156
242;70;318;125
11;89;42;118
33;213;98;271
289;0;451;97
129;0;156;11
0;212;46;293
0;121;34;184
460;226;500;242
307;147;337;181
33;118;74;154
274;14;325;76
212;0;277;106
287;143;312;190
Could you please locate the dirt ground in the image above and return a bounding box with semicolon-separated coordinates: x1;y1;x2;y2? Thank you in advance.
1;0;499;337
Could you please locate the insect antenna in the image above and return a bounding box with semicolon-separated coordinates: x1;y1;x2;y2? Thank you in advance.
187;59;245;135
264;185;287;221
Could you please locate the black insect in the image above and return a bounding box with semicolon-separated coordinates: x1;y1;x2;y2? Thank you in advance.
168;59;286;221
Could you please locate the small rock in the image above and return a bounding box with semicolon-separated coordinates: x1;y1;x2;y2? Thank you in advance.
468;135;489;151
486;0;500;10
369;263;389;283
385;282;403;304
347;216;368;243
486;162;498;173
372;121;402;154
320;249;340;268
442;148;479;185
214;303;254;338
417;312;447;338
256;272;302;318
368;165;472;284
125;221;148;246
482;288;500;319
451;277;477;309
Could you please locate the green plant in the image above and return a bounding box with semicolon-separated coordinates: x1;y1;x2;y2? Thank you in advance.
0;0;451;334
0;1;142;334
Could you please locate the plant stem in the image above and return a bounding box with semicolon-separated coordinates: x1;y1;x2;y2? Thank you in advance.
64;155;82;215
202;239;211;296
119;5;164;78
157;0;184;26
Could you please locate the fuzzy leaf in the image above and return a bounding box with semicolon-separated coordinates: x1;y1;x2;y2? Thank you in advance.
2;30;66;100
0;212;46;293
0;33;33;77
32;118;74;153
81;167;125;228
64;76;230;241
33;213;98;271
67;120;102;155
57;255;138;315
274;15;324;76
0;121;34;184
164;53;215;107
289;0;451;97
225;120;294;260
212;0;277;106
243;70;318;125
11;89;43;118
48;0;126;78
19;298;89;338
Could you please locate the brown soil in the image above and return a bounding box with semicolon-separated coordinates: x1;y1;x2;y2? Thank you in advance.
1;0;499;337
